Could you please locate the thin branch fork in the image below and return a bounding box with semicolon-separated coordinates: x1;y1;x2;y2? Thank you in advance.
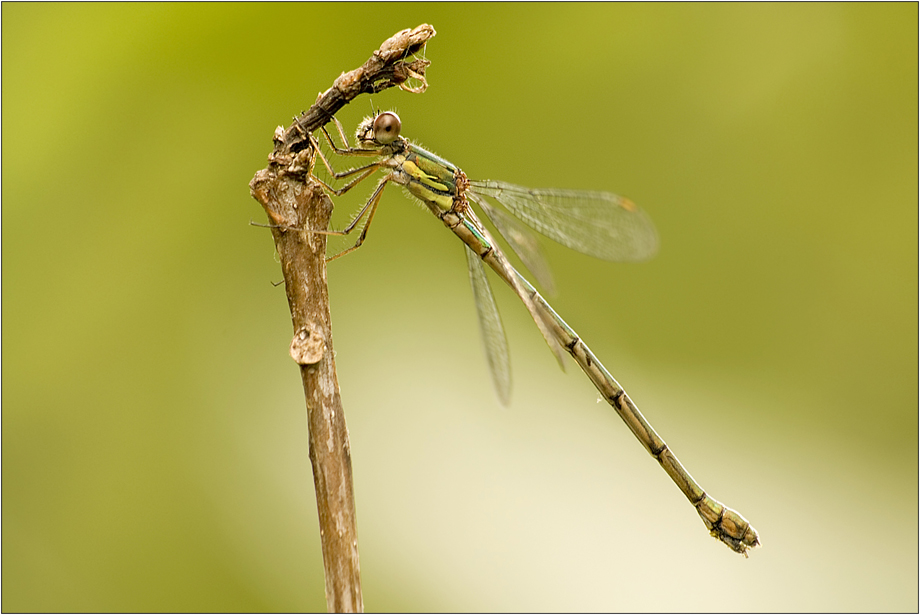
248;24;435;614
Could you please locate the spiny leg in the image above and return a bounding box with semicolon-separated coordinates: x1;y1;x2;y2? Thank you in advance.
302;115;391;260
321;117;379;157
309;133;382;183
310;142;382;197
306;135;384;245
322;176;391;262
320;115;352;151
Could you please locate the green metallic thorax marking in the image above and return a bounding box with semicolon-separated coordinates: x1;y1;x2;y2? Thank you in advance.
408;144;458;177
398;143;460;213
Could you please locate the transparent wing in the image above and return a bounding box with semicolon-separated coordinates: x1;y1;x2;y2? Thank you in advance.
469;180;659;262
464;245;512;405
467;191;557;295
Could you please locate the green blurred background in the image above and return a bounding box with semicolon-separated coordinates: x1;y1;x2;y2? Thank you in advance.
3;3;917;612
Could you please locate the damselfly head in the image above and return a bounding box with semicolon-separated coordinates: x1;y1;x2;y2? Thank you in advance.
356;111;402;146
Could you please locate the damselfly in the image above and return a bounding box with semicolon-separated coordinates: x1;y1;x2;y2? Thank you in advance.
302;111;760;556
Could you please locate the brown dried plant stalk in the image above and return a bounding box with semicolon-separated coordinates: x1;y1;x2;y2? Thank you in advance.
248;24;435;613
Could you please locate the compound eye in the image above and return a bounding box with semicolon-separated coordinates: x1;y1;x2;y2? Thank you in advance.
373;112;401;144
